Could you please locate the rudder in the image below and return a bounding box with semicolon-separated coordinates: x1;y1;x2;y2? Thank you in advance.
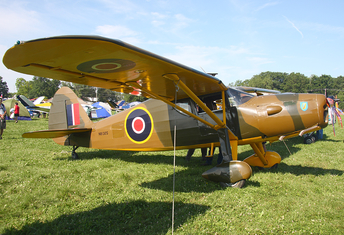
49;87;93;130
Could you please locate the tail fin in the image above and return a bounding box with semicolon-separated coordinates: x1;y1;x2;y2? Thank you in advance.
107;99;117;109
49;87;93;130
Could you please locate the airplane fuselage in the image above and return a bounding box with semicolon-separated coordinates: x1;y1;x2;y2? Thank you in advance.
54;88;327;152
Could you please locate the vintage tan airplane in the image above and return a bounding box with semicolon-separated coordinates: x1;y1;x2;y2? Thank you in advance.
3;36;328;188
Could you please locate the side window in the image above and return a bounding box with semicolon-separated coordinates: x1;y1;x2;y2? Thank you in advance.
197;92;223;114
175;101;192;115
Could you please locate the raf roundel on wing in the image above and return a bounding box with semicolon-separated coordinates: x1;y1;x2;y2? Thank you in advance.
77;59;136;73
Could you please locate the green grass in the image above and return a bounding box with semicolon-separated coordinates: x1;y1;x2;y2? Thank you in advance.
1;118;343;234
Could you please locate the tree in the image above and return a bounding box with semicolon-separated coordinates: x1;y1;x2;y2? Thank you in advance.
242;72;289;91
30;76;61;98
71;84;96;100
281;73;309;93
97;88;124;102
0;76;9;98
16;78;32;97
310;74;334;91
16;77;61;98
123;93;147;103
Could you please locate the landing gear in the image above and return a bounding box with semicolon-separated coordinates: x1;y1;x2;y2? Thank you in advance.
71;146;79;159
202;161;252;188
201;128;252;188
220;179;246;188
244;143;282;168
304;133;317;144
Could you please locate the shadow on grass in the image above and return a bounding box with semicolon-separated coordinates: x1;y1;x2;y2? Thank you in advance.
52;136;343;193
237;135;342;161
55;148;186;166
3;201;209;235
140;166;262;193
273;162;344;176
53;149;139;161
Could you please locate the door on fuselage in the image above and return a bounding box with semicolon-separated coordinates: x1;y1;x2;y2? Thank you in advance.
169;88;250;147
168;98;202;146
196;89;244;141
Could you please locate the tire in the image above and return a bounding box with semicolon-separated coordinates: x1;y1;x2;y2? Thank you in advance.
72;152;79;160
220;179;246;188
304;136;312;144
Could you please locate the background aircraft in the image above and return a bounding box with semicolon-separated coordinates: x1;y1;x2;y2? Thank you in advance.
17;95;50;117
3;36;329;187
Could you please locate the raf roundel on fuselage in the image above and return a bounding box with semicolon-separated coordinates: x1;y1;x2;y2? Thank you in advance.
125;107;154;144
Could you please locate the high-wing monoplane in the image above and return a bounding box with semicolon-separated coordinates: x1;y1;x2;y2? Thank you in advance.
3;36;328;187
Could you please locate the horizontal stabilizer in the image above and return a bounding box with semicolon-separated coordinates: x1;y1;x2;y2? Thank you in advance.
22;128;92;138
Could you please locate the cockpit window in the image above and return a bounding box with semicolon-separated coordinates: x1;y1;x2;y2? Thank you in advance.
173;100;192;115
175;102;191;112
227;87;254;106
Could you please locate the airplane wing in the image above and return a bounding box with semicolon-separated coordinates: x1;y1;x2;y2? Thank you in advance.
3;35;227;101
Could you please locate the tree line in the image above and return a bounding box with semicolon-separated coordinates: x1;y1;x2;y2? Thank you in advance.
231;72;344;109
13;77;146;103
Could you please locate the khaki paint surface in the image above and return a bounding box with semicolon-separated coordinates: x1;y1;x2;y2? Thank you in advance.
89;99;173;151
237;93;326;138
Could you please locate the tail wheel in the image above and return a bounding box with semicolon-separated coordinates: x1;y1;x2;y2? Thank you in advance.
71;146;79;159
220;179;246;188
72;152;79;160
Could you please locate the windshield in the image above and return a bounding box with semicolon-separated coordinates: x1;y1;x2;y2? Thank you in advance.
227;87;254;106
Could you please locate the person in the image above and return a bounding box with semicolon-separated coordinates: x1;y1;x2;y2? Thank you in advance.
14;102;19;123
0;98;7;139
185;148;207;162
202;147;223;166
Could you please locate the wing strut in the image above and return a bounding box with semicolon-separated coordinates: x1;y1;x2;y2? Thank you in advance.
163;74;227;129
159;74;252;186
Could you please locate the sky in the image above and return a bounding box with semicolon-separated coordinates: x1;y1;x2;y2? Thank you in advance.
1;0;344;92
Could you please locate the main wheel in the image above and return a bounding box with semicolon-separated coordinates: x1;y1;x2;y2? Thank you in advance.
304;136;313;144
220;179;246;188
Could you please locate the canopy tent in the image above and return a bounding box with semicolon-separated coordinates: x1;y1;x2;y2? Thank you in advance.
3;99;31;120
91;102;111;118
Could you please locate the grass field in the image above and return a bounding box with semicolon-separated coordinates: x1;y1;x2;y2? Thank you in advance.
0;118;343;234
